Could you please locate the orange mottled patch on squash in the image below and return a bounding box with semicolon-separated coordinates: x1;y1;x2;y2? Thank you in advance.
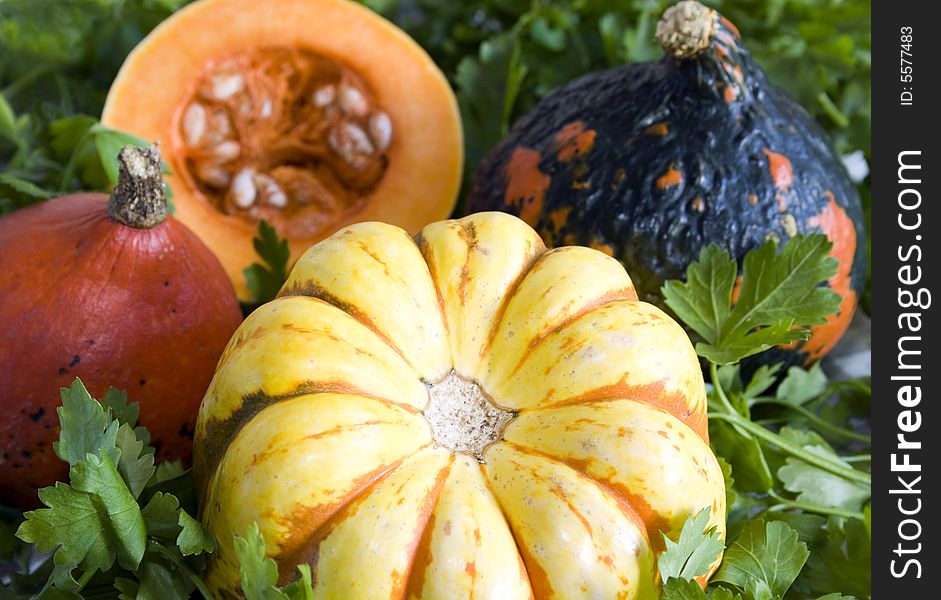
554;120;597;162
644;122;669;137
656;165;683;190
802;192;859;362
762;148;794;192
720;16;741;38
504;146;550;225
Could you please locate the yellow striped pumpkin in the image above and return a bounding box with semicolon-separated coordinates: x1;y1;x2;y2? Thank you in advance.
193;211;726;599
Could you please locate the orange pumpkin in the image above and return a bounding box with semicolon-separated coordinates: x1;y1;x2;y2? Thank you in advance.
0;146;242;508
194;211;725;598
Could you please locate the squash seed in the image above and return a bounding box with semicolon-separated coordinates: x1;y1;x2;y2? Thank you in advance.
368;111;392;151
337;82;369;116
230;169;257;208
212;140;241;162
312;85;336;108
182;103;207;147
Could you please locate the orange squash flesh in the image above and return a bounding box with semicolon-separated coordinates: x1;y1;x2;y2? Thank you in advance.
102;0;463;298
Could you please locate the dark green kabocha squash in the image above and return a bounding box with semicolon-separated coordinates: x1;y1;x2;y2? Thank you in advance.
467;0;866;366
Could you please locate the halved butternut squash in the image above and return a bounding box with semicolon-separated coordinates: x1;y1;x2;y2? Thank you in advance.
103;0;463;298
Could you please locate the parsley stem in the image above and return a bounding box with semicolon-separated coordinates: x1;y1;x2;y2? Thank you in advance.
76;568;95;590
844;454;872;463
708;411;871;486
708;362;871;486
148;539;214;600
767;491;865;521
750;398;871;444
708;363;757;438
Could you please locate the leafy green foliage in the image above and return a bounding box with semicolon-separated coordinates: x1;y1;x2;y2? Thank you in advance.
234;523;314;600
0;0;184;213
658;508;725;583
776;428;870;511
663;236;840;364
662;578;744;600
243;220;292;305
656;239;871;599
713;520;810;599
12;379;214;597
800;517;871;599
178;509;216;556
775;364;828;406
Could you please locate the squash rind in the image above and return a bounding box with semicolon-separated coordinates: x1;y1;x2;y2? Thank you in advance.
195;212;725;598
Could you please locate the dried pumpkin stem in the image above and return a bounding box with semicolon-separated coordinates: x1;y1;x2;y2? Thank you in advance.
108;144;168;229
655;0;718;59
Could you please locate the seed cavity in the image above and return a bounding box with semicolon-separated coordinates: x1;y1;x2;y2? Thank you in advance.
176;47;393;239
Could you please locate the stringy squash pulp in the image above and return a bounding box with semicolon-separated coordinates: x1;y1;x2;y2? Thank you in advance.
193;212;726;599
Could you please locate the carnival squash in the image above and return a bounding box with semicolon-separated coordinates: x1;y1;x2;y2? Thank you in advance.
0;146;242;509
466;0;866;366
193;211;725;598
102;0;463;299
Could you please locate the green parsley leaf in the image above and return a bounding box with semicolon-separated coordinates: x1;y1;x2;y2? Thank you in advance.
53;379;119;467
136;553;194;600
775;365;828;406
658;508;725;583
455;33;526;195
816;594;856;600
661;578;707;600
801;517;870;599
113;576;139;600
17;482;113;572
713;520;809;599
0;93;16;142
150;460;186;486
141;492;183;540
234;522;313;600
709;421;773;494
70;452;147;570
662;244;737;345
177;509;216;556
114;423;156;498
663;236;840;364
661;578;745;600
744;363;783;402
101;387;139;427
776;428;870;511
243;220;291;305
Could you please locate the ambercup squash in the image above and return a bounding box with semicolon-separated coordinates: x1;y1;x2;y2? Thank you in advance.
467;0;866;366
102;0;463;298
194;211;725;598
0;146;242;509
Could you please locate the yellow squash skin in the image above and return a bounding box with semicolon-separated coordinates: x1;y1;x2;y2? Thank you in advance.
194;212;726;599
